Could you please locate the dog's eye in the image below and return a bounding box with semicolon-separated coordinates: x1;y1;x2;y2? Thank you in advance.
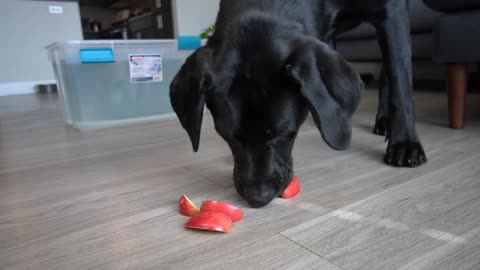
267;131;297;145
265;129;272;138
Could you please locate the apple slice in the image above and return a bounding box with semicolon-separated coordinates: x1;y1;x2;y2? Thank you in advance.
185;211;233;233
200;201;243;222
178;194;200;217
280;175;300;199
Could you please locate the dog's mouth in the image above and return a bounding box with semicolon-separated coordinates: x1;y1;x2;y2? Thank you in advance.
233;167;293;208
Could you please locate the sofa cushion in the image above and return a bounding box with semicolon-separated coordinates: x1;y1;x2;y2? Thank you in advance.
337;33;434;61
338;0;440;40
432;11;480;63
423;0;480;12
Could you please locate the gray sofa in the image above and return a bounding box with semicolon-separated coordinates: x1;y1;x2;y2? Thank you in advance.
336;0;440;61
336;0;480;129
425;0;480;129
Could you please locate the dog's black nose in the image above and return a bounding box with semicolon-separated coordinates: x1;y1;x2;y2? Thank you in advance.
233;163;293;208
246;197;273;208
239;185;278;208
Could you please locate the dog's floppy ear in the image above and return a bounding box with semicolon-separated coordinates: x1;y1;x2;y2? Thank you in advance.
170;47;214;152
286;39;363;150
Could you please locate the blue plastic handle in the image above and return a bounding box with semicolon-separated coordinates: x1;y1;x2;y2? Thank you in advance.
80;48;115;63
178;36;202;50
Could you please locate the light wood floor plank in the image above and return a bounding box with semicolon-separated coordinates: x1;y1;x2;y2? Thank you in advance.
282;154;480;270
1;89;479;270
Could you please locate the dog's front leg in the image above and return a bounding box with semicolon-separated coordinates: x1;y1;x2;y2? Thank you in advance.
373;68;389;136
373;3;427;167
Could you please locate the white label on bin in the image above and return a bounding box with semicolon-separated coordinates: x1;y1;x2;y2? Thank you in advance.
129;54;163;83
49;5;63;14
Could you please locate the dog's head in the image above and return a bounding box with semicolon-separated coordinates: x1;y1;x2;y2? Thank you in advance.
170;16;363;207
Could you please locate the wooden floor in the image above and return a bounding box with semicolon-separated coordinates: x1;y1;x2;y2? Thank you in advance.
1;89;479;270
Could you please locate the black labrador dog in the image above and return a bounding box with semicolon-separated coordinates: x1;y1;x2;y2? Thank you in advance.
170;0;427;208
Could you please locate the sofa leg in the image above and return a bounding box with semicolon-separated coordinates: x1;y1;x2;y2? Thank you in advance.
447;63;468;129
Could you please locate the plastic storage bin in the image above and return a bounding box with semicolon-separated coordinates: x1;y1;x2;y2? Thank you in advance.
46;40;192;130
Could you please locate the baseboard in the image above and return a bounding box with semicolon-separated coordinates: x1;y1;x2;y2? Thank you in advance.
0;80;56;96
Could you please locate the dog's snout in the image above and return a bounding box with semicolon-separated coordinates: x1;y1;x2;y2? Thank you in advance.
247;197;273;208
233;153;294;207
240;183;278;208
234;172;286;208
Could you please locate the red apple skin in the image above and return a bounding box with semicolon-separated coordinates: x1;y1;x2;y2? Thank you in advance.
280;175;300;199
179;194;200;217
200;201;243;222
185;211;233;233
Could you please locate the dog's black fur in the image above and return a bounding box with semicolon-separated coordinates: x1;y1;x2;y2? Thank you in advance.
170;0;427;208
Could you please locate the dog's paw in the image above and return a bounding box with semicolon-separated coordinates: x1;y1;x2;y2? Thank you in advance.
373;118;388;136
384;142;427;167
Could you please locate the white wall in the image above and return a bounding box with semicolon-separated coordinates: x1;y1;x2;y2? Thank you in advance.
172;0;220;36
0;0;83;95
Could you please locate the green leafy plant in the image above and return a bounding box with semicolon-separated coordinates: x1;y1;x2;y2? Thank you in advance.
200;25;215;39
